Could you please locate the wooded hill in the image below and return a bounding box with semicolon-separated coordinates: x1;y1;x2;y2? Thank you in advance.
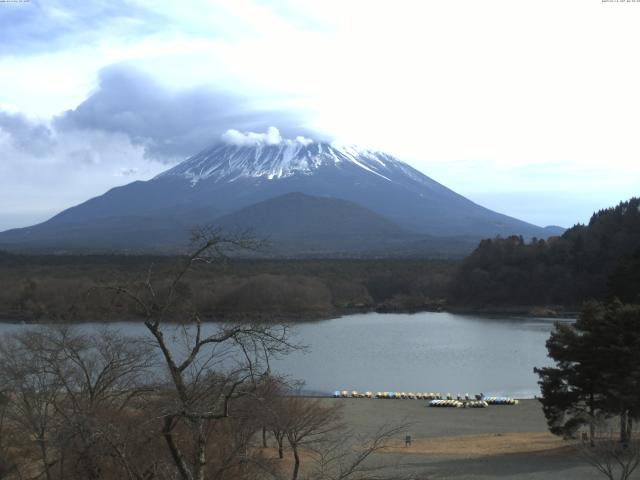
449;197;640;307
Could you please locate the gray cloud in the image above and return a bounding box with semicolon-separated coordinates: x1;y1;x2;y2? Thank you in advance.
0;63;324;230
0;110;54;156
55;65;320;162
0;0;167;56
0;109;166;231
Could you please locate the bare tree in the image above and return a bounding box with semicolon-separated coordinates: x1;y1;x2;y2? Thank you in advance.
579;420;640;480
0;327;158;480
43;327;156;480
250;371;285;453
259;378;299;459
0;330;63;480
104;227;297;480
0;392;14;480
307;422;409;480
279;396;343;480
267;398;288;460
260;391;407;480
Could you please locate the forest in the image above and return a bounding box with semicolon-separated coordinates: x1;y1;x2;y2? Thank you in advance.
0;252;453;322
449;198;640;309
0;198;638;322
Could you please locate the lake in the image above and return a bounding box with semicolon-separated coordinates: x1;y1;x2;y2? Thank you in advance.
0;312;570;398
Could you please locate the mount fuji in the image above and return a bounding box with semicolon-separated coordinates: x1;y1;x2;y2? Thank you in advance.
0;129;563;255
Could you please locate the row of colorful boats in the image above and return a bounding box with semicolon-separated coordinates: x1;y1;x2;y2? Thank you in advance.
482;396;519;405
333;391;443;399
428;399;489;408
331;390;519;406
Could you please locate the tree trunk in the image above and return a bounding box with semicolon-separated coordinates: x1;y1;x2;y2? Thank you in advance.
194;420;207;480
291;444;300;480
37;435;53;480
58;445;65;480
162;416;193;480
589;394;595;447
620;409;629;445
276;435;284;459
262;426;267;448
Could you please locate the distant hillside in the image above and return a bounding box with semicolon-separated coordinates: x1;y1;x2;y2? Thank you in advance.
217;192;481;256
0;190;481;257
449;197;640;307
217;192;404;238
0;214;210;253
0;139;562;255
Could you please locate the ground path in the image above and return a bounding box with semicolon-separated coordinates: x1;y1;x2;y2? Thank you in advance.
315;398;605;479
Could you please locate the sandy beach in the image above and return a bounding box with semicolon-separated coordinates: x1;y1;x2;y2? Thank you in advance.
313;398;604;479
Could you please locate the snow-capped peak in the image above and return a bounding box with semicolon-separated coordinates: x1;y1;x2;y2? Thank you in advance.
156;127;420;186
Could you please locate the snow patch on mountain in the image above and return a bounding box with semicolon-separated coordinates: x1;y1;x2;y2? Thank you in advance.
156;127;429;186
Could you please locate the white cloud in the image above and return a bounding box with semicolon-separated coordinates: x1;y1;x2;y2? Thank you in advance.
265;126;283;145
221;126;282;146
295;135;313;146
220;126;316;148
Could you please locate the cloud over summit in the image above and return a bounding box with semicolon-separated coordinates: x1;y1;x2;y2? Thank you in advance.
221;126;313;147
0;64;322;229
55;66;318;161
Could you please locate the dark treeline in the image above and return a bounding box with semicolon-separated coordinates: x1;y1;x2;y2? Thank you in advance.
0;255;454;322
449;197;640;308
2;197;639;321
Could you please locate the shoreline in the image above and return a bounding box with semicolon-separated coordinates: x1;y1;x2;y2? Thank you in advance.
0;303;578;325
446;305;578;318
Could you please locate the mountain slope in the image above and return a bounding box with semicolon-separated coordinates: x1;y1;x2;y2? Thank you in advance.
215;192;480;256
0;214;210;252
216;192;404;238
150;141;549;237
213;192;407;255
0;136;562;254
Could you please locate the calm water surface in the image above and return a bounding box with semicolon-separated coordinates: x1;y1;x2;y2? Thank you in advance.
0;312;571;398
273;312;571;398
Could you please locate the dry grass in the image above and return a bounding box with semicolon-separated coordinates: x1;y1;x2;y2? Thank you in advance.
380;432;567;458
252;445;317;474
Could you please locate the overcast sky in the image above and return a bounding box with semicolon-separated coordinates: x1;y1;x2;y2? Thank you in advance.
1;0;639;231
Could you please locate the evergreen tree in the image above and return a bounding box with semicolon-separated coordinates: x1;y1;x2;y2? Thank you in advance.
535;301;640;443
592;301;640;443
